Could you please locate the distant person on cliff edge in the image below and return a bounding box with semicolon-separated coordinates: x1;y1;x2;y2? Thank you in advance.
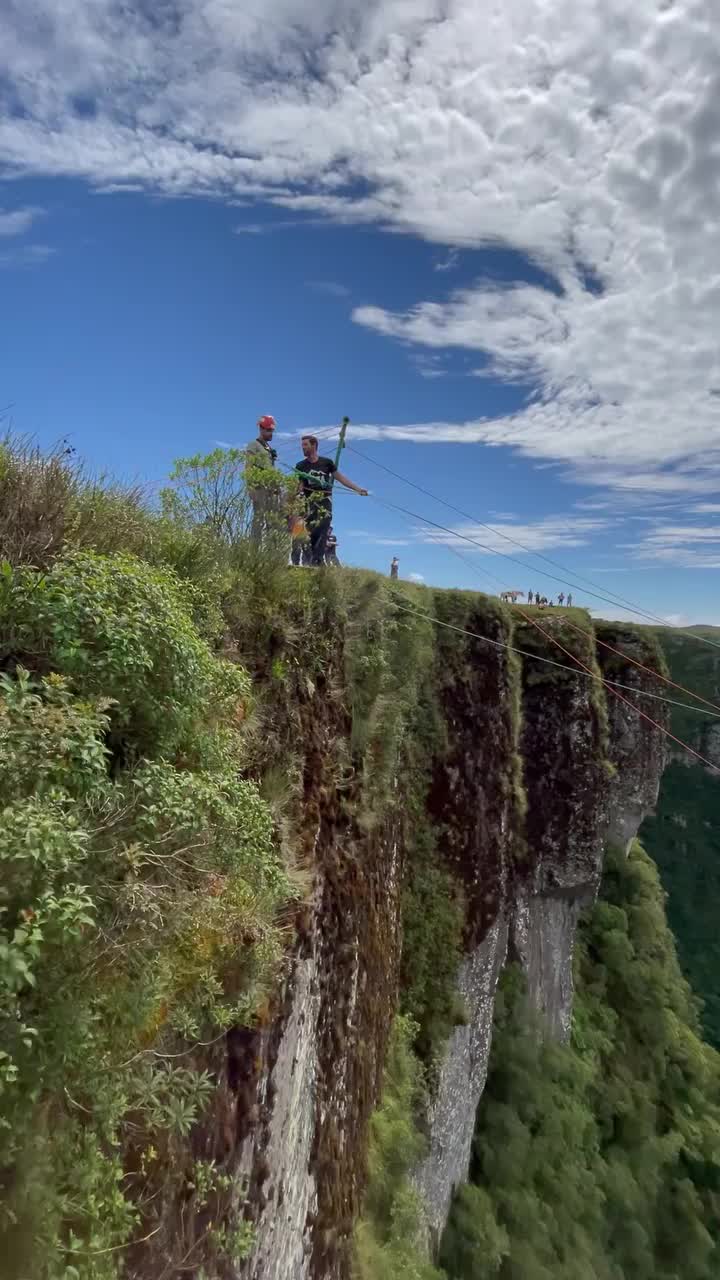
325;528;340;566
390;556;399;579
294;435;368;566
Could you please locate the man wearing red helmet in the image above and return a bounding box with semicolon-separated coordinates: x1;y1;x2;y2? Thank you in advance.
247;414;278;468
246;414;279;544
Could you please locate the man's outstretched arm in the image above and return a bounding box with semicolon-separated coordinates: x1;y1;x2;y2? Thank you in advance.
335;470;368;496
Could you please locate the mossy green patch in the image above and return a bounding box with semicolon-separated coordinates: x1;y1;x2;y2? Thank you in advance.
354;1016;445;1280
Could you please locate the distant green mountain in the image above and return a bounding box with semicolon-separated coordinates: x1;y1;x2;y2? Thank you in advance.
640;625;720;1048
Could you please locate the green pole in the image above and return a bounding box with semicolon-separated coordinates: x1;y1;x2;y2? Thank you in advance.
334;415;350;471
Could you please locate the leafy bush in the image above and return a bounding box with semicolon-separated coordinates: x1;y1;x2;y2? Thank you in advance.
0;550;290;1279
0;550;245;756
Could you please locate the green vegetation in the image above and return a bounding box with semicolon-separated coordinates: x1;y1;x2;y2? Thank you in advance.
0;438;312;1278
441;843;720;1279
651;626;720;751
354;1016;444;1280
0;550;290;1278
355;588;523;1275
642;762;720;1047
640;624;720;1047
5;434;717;1280
0;436;484;1279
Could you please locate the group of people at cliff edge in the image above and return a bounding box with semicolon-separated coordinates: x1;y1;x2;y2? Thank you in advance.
530;590;573;607
500;589;574;607
246;414;368;567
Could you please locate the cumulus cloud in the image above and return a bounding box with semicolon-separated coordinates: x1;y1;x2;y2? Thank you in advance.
2;0;720;492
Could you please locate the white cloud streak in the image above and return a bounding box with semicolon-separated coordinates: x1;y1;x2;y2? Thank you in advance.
625;521;720;568
2;1;720;493
0;243;54;269
415;514;609;553
0;207;43;236
306;280;350;297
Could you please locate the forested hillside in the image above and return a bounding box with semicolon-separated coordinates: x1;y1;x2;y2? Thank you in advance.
641;626;720;1047
440;844;720;1280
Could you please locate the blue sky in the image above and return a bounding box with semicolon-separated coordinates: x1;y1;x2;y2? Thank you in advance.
2;1;720;625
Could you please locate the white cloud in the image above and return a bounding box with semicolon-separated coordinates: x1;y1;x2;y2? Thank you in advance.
2;1;720;493
626;521;720;568
0;243;54;269
0;207;43;236
415;514;609;554
662;613;691;628
408;572;425;582
411;353;448;379
345;530;411;545
306;280;350;297
434;249;459;272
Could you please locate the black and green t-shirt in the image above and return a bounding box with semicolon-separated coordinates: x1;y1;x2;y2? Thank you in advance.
295;456;336;518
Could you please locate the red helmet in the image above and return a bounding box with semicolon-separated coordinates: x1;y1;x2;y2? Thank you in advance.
257;414;276;430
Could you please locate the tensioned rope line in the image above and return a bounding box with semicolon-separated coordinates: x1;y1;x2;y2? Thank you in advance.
345;442;720;653
362;487;720;728
394;596;717;768
364;488;720;716
561;615;720;715
391;601;720;722
514;603;720;774
275;448;720;719
250;452;719;756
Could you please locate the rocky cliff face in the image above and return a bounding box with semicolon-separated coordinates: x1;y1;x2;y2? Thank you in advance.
166;596;668;1280
413;617;667;1243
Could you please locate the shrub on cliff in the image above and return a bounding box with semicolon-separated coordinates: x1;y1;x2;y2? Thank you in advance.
0;553;291;1279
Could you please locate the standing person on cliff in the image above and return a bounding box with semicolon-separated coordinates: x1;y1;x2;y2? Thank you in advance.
246;415;279;544
294;435;368;566
325;527;340;565
390;556;399;579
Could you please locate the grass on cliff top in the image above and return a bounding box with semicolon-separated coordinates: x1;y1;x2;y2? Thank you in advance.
594;618;669;684
512;606;597;681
